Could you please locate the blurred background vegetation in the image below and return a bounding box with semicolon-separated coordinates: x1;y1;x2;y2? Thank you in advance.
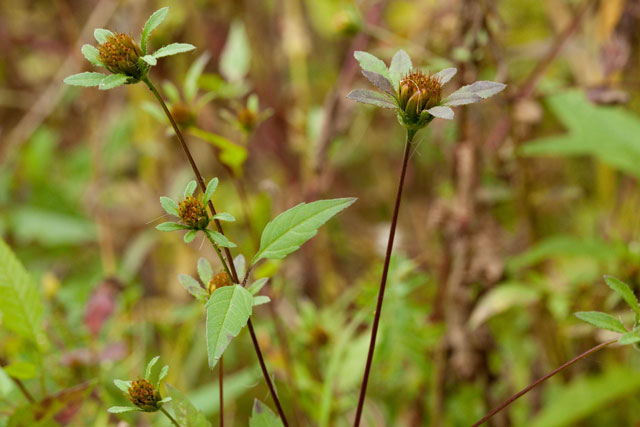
2;0;640;425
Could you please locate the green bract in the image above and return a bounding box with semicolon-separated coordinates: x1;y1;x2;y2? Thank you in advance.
63;7;195;90
347;49;506;131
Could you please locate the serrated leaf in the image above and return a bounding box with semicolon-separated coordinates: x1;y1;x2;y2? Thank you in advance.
361;70;395;96
3;362;37;380
604;275;640;320
205;230;236;248
141;7;169;54
113;379;131;393
94;28;114;44
184;180;197;198
0;238;43;344
99;74;129;90
153;43;196;59
250;399;284;427
166;384;211;427
184;230;197;243
206;285;253;368
427;106;454;120
353;51;390;80
81;44;103;67
197;258;213;284
248;278;268;295
346;89;396;109
141;55;157;66
64;72;106;87
203;178;218;204
619;331;640;345
575;311;627;333
156;222;189;231
252;198;356;265
220;20;250;82
160;197;179;216
179;274;209;303
388;49;412;87
253;295;270;306
433;67;457;84
213;212;235;222
444;80;506;106
107;406;140;413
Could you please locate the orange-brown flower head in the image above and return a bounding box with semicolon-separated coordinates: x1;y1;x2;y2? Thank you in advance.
398;70;442;120
127;379;160;411
98;33;143;78
178;196;209;229
237;107;257;132
208;271;233;294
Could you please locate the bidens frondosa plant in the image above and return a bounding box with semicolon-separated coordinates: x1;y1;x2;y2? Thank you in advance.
347;49;505;426
64;7;195;90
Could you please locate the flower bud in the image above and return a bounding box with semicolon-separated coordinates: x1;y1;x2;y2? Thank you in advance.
128;379;161;412
208;271;233;295
178;196;209;229
397;70;442;123
98;33;144;79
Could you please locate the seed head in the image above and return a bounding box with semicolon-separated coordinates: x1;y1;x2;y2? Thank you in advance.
178;196;209;229
208;271;233;294
127;379;160;412
98;33;144;79
398;70;442;121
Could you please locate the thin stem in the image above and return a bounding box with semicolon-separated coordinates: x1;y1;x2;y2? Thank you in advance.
204;231;233;280
471;338;616;427
143;76;288;425
14;378;35;404
219;356;224;427
354;130;414;426
160;406;181;427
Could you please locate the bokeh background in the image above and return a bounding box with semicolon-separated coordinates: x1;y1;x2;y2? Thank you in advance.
2;0;640;425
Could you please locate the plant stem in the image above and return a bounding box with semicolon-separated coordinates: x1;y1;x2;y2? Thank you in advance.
354;129;415;426
471;338;616;427
219;356;224;427
143;77;288;426
204;231;233;280
160;407;181;427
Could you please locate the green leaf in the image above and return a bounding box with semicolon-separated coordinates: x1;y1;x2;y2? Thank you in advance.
153;43;196;58
94;28;114;44
433;67;457;84
619;331;640;345
252;198;356;265
574;311;626;333
189;128;248;176
184;229;197;243
185;53;211;104
388;49;412;87
203;178;218;204
184;180;197;198
361;70;395;96
212;212;235;222
253;295;270;306
0;238;43;344
160;196;179;216
353;51;390;80
205;230;236;248
220;20;250;82
604;275;640;320
3;362;37;380
197;258;213;284
158;365;169;383
346;89;396;109
205;285;254;368
64;72;106;87
141;7;169;54
81;44;103;67
107;406;140;413
233;255;246;280
165;384;211;427
250;399;284;427
178;274;209;303
444;80;506;105
113;379;131;393
145;356;160;381
427;106;454;120
99;74;129;90
469;282;540;329
248;278;268;295
156;222;189;231
141;55;157;66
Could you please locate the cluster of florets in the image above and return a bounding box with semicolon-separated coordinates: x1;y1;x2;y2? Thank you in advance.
208;271;233;294
178;196;209;229
127;379;161;412
97;33;144;78
397;71;443;120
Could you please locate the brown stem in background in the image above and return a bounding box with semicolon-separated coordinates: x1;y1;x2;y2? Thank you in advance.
143;77;289;426
354;130;414;426
472;339;616;427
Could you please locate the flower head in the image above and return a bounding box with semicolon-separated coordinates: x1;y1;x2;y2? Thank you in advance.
178;195;208;229
127;379;161;411
107;356;171;414
64;7;195;90
209;271;233;294
347;49;506;132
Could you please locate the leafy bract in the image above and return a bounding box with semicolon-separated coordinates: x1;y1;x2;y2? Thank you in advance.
153;43;196;59
179;274;209;303
346;89;396;109
249;399;284;427
99;74;129;90
206;285;254;368
141;7;169;54
63;72;106;87
574;311;626;333
353;51;390;80
251;198;356;265
444;80;506;106
603;275;640;321
388;49;412;87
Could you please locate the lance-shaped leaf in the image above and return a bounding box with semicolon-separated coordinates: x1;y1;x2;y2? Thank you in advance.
179;274;209;303
94;28;114;44
250;399;284;427
434;67;457;84
248;278;269;295
619;331;640;345
64;72;106;87
160;197;179;216
203;178;218;204
253;296;270;306
165;384;211;427
81;44;103;67
354;51;390;80
604;275;640;320
153;43;196;59
197;258;213;284
99;74;129;91
220;20;250;82
444;81;506;106
141;55;157;66
251;198;356;265
346;89;396;109
212;212;235;222
206;285;254;368
575;311;627;333
205;229;236;248
113;379;132;393
156;222;189;231
141;7;169;54
361;70;395;96
107;406;140;413
184;230;197;243
427;106;454;120
389;49;412;87
184;180;197;198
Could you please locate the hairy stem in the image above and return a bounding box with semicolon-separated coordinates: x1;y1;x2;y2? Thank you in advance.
143;76;288;426
472;338;616;426
354;129;415;426
160;406;181;427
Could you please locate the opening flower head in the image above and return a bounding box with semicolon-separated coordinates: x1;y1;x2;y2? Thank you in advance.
108;356;171;414
156;178;237;247
63;7;195;90
347;49;506;131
